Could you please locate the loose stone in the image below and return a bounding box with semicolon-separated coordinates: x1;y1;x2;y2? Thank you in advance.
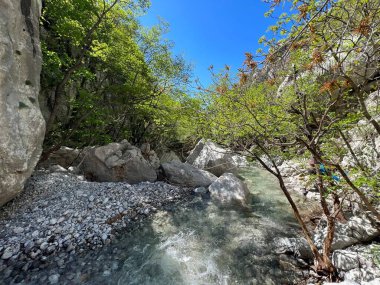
1;247;13;260
48;274;60;284
13;227;24;234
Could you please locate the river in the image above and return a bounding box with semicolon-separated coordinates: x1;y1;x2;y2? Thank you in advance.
44;167;304;285
7;167;307;284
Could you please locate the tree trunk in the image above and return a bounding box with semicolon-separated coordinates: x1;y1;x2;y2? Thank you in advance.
357;92;380;136
252;150;328;272
333;193;347;223
338;128;366;172
45;67;78;134
334;164;380;222
316;169;336;275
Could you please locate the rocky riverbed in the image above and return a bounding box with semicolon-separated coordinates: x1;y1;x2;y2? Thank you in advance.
0;167;307;285
0;171;192;284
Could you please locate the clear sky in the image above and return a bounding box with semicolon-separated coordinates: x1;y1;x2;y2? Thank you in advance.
139;0;280;88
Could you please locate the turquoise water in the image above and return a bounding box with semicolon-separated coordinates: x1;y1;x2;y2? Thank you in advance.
31;167;303;284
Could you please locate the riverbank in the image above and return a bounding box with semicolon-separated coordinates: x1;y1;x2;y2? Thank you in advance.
0;170;193;284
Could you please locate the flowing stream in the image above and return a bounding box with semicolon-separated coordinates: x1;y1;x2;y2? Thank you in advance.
45;167;306;284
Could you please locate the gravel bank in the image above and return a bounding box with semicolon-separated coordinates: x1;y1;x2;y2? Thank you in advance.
0;171;192;284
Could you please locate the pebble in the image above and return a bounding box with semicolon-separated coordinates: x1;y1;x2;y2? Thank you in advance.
29;250;41;259
40;242;49;251
1;247;13;260
13;227;24;234
48;274;60;284
3;268;12;278
50;218;57;225
66;243;75;252
23;240;34;253
47;245;56;254
102;270;111;277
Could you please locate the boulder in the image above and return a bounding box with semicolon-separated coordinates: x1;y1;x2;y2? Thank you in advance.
160;151;181;163
208;173;251;207
187;139;248;176
140;143;151;154
331;243;380;284
332;248;374;272
40;146;81;168
314;214;379;251
0;0;45;206
274;215;379;265
81;141;157;183
343;270;380;284
274;237;314;261
145;150;160;170
139;143;160;170
161;161;217;187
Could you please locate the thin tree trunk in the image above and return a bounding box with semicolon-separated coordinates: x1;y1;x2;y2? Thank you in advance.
357;93;380;136
338;128;366;172
316;168;336;275
251;148;326;270
277;176;324;264
334;164;380;221
333;193;347;222
45;63;83;134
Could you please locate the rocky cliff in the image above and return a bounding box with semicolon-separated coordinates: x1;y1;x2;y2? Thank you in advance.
0;0;45;206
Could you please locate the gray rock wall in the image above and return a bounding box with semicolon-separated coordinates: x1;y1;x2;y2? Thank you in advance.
0;0;45;206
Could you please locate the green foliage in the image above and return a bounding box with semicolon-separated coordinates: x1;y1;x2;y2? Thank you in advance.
41;0;196;150
193;0;380;211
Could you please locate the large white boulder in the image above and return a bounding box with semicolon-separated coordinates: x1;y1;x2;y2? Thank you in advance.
332;244;380;276
208;173;251;207
187;140;248;176
0;0;46;206
274;215;379;264
325;245;380;285
314;214;379;251
161;161;217;187
81;141;157;183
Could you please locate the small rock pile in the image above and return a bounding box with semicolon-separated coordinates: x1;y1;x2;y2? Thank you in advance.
0;171;191;284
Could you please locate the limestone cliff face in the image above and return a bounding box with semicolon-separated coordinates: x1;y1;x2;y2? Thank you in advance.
0;0;45;206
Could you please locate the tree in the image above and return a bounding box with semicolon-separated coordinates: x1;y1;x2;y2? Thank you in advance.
42;0;150;134
195;0;380;278
40;0;195;154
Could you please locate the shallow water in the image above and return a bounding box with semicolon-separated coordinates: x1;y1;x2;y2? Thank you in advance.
31;167;304;284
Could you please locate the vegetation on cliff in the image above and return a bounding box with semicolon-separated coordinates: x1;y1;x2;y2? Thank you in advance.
40;0;201;154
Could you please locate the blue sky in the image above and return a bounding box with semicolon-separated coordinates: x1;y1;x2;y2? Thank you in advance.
140;0;281;89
